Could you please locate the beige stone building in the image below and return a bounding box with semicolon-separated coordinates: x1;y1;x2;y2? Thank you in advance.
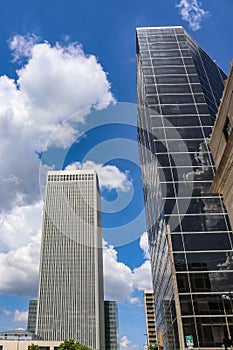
210;62;233;229
0;340;61;350
144;290;157;347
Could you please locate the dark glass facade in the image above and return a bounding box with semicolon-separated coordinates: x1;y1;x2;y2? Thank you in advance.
137;26;233;349
104;301;119;350
27;299;37;334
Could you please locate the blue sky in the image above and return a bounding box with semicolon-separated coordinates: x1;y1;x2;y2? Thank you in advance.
0;0;232;349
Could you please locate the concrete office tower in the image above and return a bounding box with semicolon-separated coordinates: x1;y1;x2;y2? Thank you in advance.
144;290;157;347
36;170;105;350
137;26;233;349
104;301;119;350
27;300;37;334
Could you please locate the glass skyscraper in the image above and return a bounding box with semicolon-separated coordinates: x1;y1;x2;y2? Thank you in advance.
104;301;119;350
36;170;105;350
27;300;37;334
137;26;233;349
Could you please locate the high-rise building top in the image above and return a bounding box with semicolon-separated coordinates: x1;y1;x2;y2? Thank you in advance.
137;26;233;349
144;290;157;347
36;170;105;350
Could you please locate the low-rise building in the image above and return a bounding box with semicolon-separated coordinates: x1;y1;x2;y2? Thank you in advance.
0;340;61;350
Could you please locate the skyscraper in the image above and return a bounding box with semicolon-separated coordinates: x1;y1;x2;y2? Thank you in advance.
36;170;105;350
144;290;157;347
137;26;233;349
27;300;37;334
104;301;119;350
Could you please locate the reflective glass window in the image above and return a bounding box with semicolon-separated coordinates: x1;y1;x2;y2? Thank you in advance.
160;94;194;104
171;233;184;251
143;68;153;75
164;116;200;127
158;168;173;182
156;75;188;84
190;271;233;292
160;182;176;197
184;58;194;65
178;197;226;214
150;50;181;58
189;76;200;83
181;214;228;232
157;154;170;167
144;76;155;84
152;127;165;139
176;35;186;41
154;66;186;75
147;96;159;104
171;168;214;185
145;85;157;94
152;58;183;66
200;116;214;126
157;85;191;94
161;105;197;115
167;139;206;153
191;84;203;93
197;104;212;114
151;116;163;128
179;41;189;49
186;252;233;271
165;127;204;139
148;35;177;43
172;182;214;198
154;140;168;153
149;42;179;50
184;233;231;251
176;272;190;291
194;94;206;103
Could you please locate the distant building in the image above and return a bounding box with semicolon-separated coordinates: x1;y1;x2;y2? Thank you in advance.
144;290;157;347
210;62;233;229
104;301;119;350
27;300;37;334
0;339;60;350
36;170;105;350
0;330;33;341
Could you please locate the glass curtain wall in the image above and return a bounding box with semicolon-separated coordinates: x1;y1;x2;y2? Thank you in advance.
137;26;233;349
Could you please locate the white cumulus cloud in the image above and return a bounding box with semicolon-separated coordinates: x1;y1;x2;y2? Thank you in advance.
0;242;40;297
120;336;139;350
9;34;39;61
176;0;209;31
0;201;43;252
0;34;114;214
0;35;115;298
65;160;132;192
14;310;29;323
3;309;12;316
103;242;136;304
133;260;153;291
139;232;150;259
103;240;152;304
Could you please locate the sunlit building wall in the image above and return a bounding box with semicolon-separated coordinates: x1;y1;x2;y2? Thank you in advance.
36;170;105;350
144;290;157;346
